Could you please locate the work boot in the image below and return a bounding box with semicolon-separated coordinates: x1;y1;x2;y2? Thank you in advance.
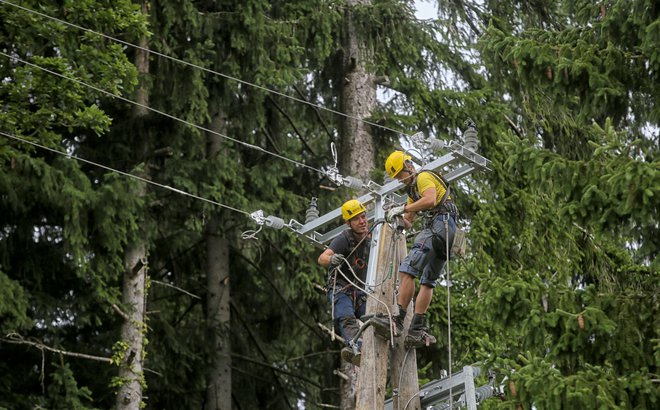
340;346;361;366
370;308;406;340
404;313;437;348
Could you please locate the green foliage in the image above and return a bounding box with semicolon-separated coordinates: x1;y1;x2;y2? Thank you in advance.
2;0;658;408
46;362;98;410
0;270;31;332
0;0;148;407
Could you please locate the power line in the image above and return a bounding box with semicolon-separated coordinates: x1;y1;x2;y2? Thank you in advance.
0;51;325;175
0;130;250;216
0;0;409;137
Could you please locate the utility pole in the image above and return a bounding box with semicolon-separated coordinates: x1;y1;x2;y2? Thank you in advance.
354;222;404;409
353;223;420;409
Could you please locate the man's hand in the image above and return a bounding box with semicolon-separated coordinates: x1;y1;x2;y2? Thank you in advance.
386;204;406;222
330;253;345;267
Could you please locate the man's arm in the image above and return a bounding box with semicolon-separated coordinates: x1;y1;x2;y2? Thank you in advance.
404;187;436;214
400;188;436;227
318;248;335;267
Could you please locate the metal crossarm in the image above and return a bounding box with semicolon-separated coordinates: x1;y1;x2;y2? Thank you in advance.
384;366;496;410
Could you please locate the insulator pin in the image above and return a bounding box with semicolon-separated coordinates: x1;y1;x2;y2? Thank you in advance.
264;216;285;230
475;385;494;401
305;197;319;223
426;138;446;151
343;176;364;189
462;119;479;152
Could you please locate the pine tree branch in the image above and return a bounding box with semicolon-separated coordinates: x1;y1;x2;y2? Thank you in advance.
232;353;323;389
293;84;336;145
333;369;350;381
2;333;112;363
266;95;317;157
151;279;201;299
454;0;482;37
261;125;282;154
3;334;164;378
230;302;295;410
317;322;342;343
112;303;130;322
504;114;524;139
316;403;341;409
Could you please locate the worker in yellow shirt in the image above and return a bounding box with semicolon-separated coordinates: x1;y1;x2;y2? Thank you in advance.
372;151;458;348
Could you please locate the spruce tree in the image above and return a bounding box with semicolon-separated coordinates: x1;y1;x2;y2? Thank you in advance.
0;0;148;408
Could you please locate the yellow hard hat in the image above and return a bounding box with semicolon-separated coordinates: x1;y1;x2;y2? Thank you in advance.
385;151;411;178
341;199;366;221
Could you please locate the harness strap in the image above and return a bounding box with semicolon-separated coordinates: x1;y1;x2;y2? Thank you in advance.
408;170;456;215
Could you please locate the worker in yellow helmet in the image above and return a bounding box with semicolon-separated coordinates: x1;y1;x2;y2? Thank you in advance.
373;151;458;348
318;199;371;366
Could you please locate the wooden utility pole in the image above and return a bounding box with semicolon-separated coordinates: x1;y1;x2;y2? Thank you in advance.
389;238;420;410
355;224;398;409
355;225;420;410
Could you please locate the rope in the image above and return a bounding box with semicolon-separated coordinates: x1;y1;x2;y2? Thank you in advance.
0;131;251;216
0;52;325;176
0;0;410;138
403;391;422;410
240;225;263;240
327;220;403;347
445;218;453;408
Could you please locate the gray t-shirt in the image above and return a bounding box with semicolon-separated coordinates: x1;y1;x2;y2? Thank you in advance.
327;229;370;286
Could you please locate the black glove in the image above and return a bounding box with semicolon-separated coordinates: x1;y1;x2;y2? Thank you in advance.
330;253;345;267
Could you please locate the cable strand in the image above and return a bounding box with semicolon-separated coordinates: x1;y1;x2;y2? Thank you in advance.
0;0;409;137
0;51;325;175
0;50;325;175
0;130;250;216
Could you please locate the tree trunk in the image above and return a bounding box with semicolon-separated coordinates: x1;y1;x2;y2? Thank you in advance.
339;0;376;409
340;0;376;182
339;2;375;406
204;105;232;410
116;241;148;410
133;0;149;117
116;3;149;408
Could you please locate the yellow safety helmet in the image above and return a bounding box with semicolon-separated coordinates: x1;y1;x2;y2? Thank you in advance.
385;151;411;178
341;199;366;221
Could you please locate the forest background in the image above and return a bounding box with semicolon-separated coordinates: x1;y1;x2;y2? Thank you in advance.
0;0;658;409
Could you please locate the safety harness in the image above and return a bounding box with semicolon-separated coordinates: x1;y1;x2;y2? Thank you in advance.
327;229;370;288
406;170;458;217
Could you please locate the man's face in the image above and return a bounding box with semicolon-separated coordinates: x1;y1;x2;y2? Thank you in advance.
347;212;369;235
395;168;414;186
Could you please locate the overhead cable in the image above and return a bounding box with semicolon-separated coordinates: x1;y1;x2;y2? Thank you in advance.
0;51;325;175
0;130;250;216
0;0;408;137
